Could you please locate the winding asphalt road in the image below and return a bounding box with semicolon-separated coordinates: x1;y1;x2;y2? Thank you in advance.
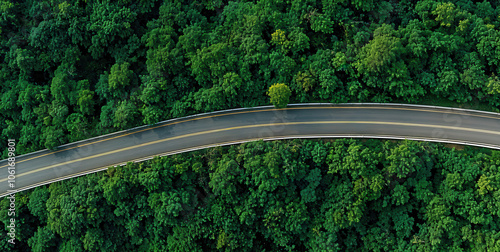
1;104;500;198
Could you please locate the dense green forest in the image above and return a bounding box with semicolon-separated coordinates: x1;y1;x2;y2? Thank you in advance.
2;0;500;155
3;0;500;251
2;139;500;251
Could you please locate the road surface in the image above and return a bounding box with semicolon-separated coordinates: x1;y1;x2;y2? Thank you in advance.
1;104;500;197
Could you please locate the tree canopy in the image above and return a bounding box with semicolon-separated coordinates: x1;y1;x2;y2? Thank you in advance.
268;83;292;108
3;139;500;251
2;1;500;251
2;0;500;154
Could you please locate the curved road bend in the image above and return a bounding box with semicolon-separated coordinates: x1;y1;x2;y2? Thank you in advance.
1;104;500;197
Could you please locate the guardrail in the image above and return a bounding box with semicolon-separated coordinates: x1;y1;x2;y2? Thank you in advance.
288;103;500;116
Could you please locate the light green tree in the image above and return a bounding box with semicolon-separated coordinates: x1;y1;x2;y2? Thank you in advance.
267;83;291;108
109;62;133;91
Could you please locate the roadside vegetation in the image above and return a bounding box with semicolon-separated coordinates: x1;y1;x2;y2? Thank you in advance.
4;139;500;251
2;0;500;155
2;0;500;251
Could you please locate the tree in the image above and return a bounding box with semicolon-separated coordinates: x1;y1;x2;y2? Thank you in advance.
386;140;422;179
28;226;58;252
43;126;65;150
66;113;89;142
108;62;133;98
87;2;137;59
189;42;237;87
209;155;243;203
356;24;402;74
268;83;291;108
50;65;76;105
77;89;95;116
113;100;138;129
431;2;459;28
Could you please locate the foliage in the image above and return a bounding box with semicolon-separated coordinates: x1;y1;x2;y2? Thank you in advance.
1;1;500;249
2;0;500;154
268;83;292;108
2;139;500;251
